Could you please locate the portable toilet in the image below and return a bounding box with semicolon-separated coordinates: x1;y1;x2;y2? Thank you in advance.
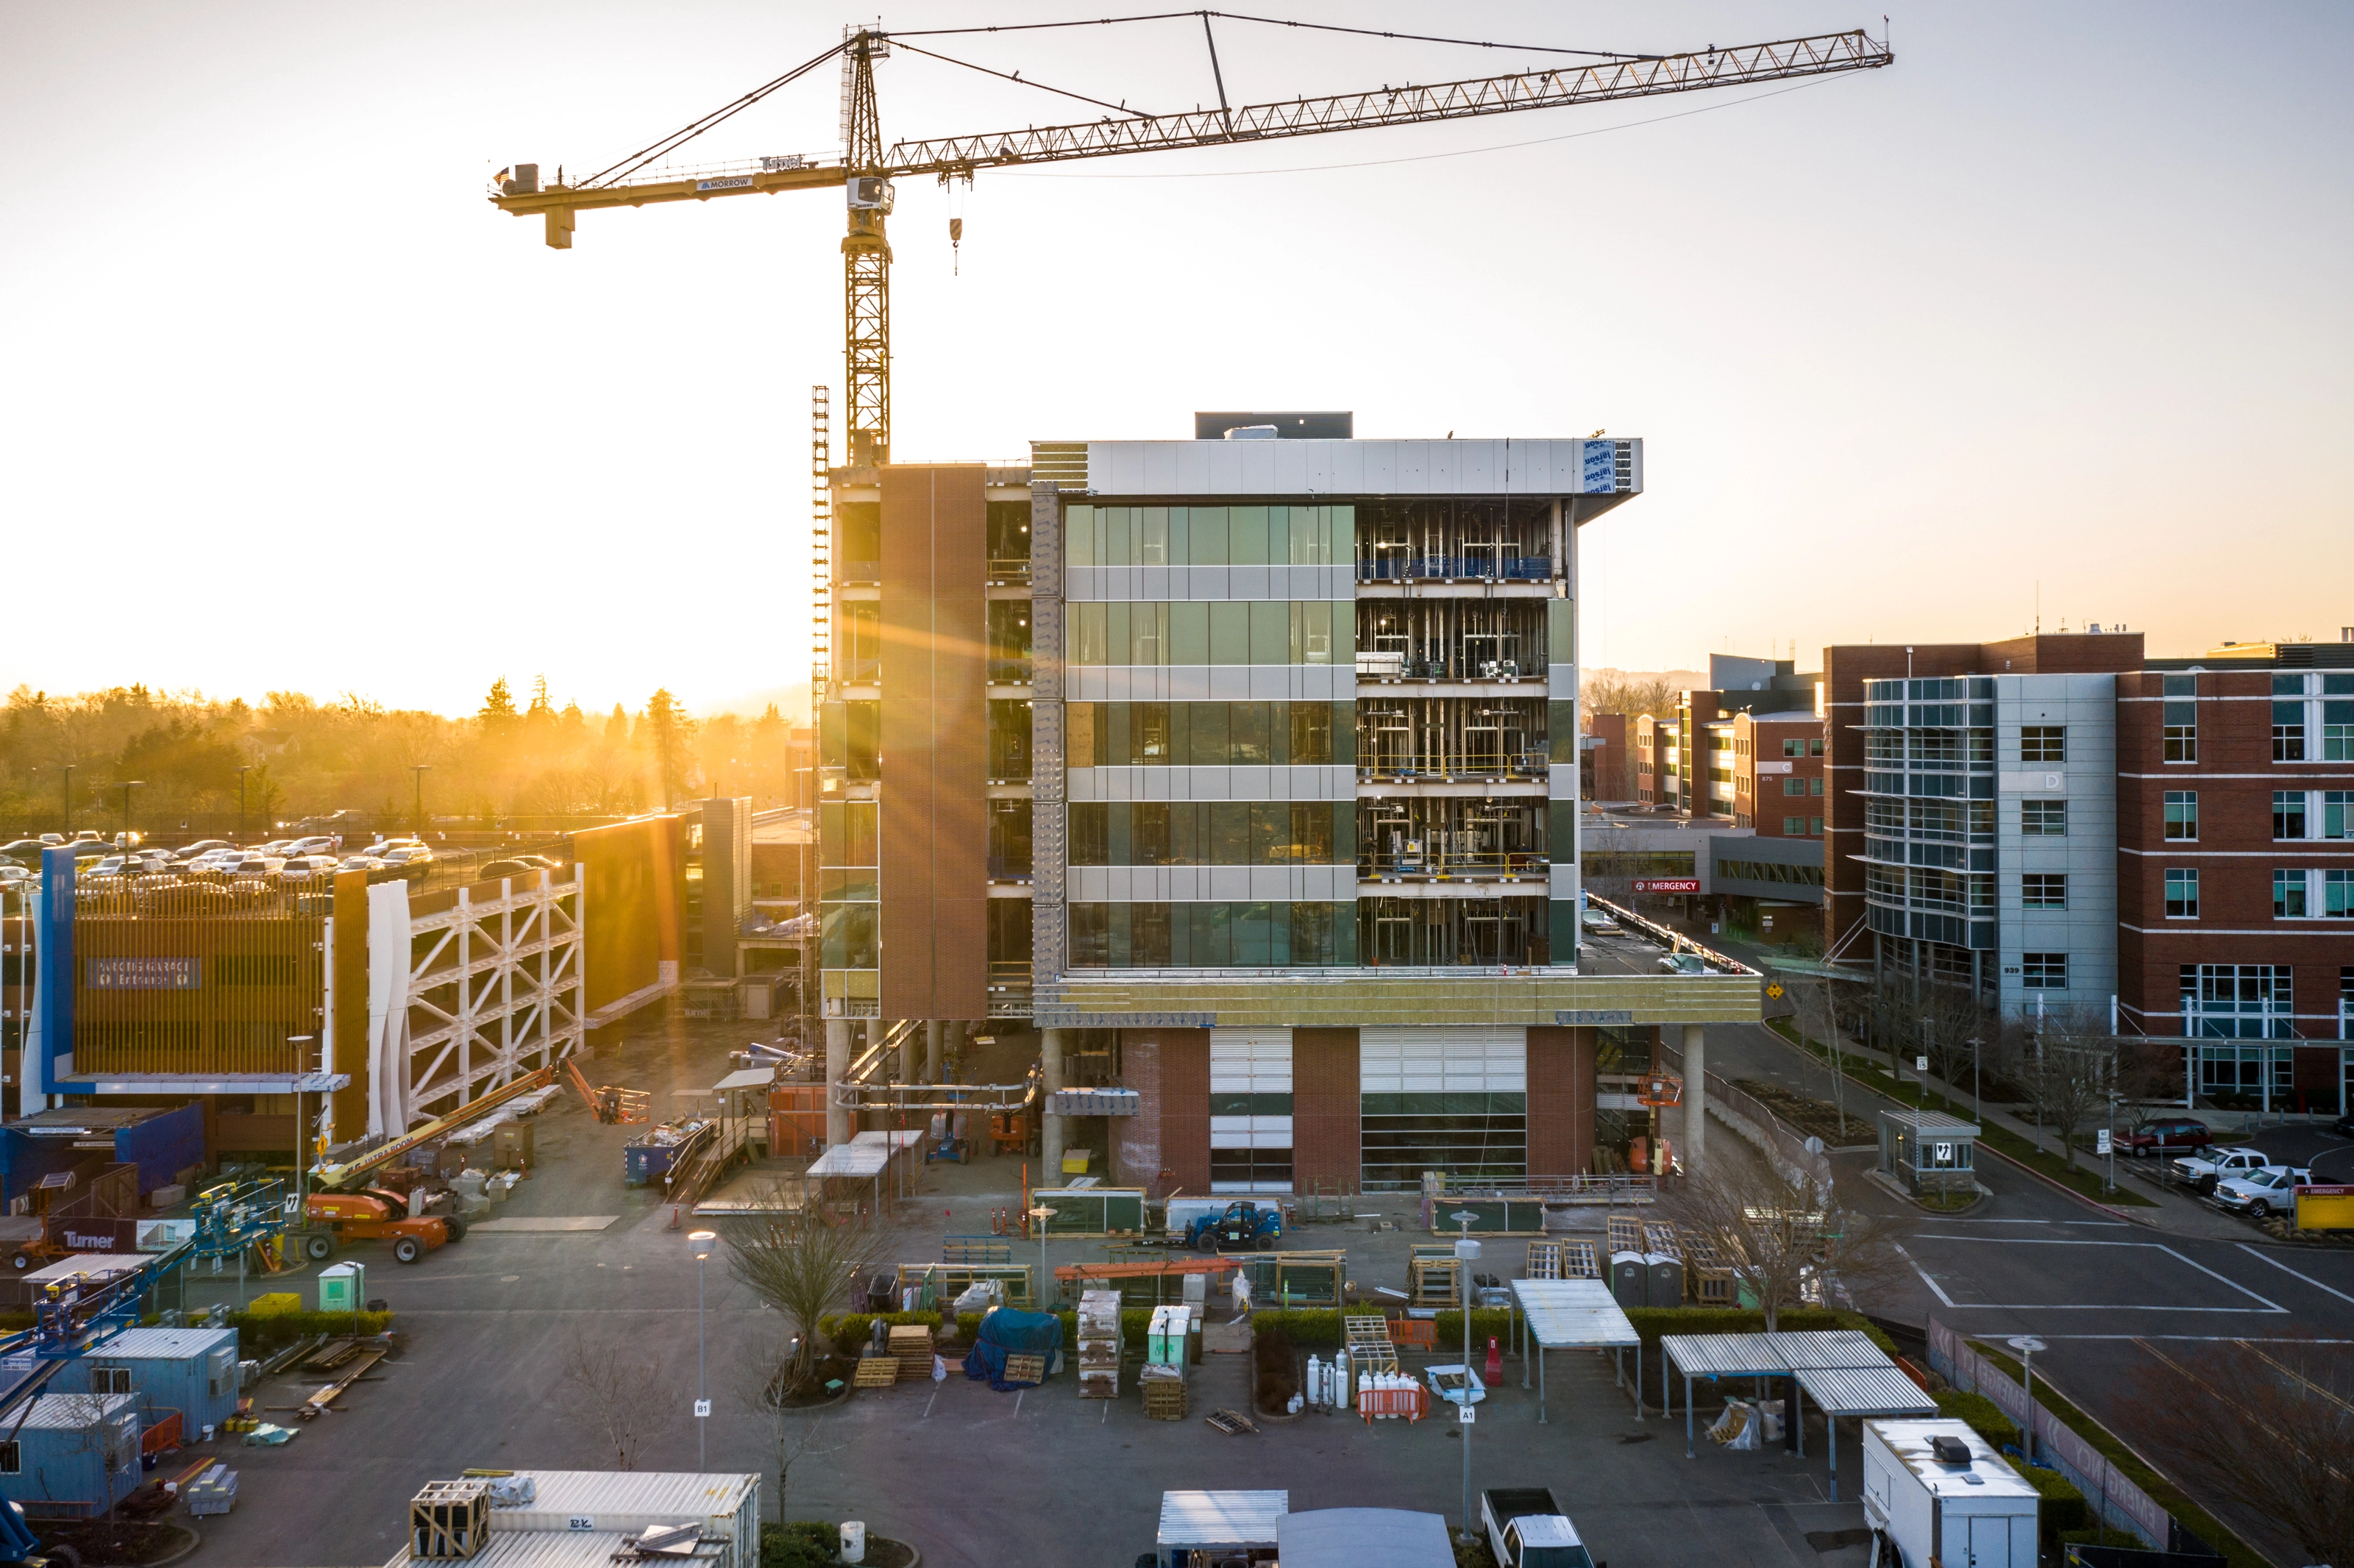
1862;1418;2038;1568
0;1393;141;1519
1610;1251;1647;1310
78;1326;242;1443
1645;1252;1685;1307
320;1261;366;1315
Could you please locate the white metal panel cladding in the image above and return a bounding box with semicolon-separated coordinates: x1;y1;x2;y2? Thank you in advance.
1210;1115;1295;1149
1209;1027;1292;1092
1358;1027;1527;1093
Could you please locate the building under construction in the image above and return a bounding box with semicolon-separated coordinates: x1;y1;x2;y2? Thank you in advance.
817;413;1761;1193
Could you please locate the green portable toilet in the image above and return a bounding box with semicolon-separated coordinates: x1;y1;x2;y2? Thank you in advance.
319;1261;366;1314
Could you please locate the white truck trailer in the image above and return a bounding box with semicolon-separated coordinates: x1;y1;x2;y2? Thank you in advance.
1861;1418;2038;1568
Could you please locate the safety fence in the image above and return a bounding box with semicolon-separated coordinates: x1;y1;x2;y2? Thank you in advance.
1656;1038;1834;1196
1926;1318;2170;1549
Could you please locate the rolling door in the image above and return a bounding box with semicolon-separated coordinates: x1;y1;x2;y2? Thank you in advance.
1359;1027;1526;1191
1210;1028;1292;1194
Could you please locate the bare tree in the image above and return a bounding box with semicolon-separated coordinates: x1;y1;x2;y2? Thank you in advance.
739;1334;842;1521
721;1192;875;1390
50;1392;135;1555
2002;1004;2117;1169
1788;977;1849;1137
2114;1036;2185;1119
2124;1338;2354;1567
556;1328;679;1470
1672;1158;1905;1332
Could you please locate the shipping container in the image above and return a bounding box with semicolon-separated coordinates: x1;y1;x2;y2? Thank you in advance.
0;1392;142;1522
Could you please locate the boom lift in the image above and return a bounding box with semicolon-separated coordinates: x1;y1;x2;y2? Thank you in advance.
489;14;1894;469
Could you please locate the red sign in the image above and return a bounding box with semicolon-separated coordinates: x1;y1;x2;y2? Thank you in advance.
1632;878;1701;894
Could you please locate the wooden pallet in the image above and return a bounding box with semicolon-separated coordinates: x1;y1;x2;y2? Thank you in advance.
1203;1408;1258;1436
1343;1315;1400;1375
853;1356;900;1389
1142;1377;1187;1421
1605;1214;1646;1256
1643;1219;1683;1260
1003;1353;1048;1386
1682;1233;1736;1305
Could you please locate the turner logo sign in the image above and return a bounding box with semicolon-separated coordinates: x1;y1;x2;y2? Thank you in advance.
86;957;200;990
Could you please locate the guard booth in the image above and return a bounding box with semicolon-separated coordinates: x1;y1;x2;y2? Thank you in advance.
1877;1110;1979;1198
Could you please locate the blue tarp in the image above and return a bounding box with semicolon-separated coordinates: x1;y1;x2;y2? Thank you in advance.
961;1308;1063;1391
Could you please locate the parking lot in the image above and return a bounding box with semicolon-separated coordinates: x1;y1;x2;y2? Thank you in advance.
167;1013;1888;1568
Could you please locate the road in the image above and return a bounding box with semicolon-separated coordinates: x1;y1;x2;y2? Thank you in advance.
1696;1015;2354;1561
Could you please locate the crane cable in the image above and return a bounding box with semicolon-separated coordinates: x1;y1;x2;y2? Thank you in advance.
580;38;850;189
878;9;1655;61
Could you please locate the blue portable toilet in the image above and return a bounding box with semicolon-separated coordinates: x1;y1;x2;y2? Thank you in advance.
72;1328;241;1443
0;1393;142;1519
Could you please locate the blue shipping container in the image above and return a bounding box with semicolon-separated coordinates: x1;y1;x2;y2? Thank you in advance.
0;1392;142;1520
80;1328;242;1440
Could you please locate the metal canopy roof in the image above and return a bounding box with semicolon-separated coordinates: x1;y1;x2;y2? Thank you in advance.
1158;1491;1288;1548
1766;1329;1888;1369
803;1144;890;1177
1511;1278;1640;1348
1877;1108;1981;1136
1276;1508;1454;1568
1663;1328;1913;1383
1660;1331;1785;1378
1794;1365;1939;1418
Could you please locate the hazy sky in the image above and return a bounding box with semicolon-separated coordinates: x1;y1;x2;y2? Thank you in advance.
4;2;2347;716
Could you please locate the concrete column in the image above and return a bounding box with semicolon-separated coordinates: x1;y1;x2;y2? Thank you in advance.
925;1020;945;1085
825;1018;852;1147
1039;1027;1067;1180
1682;1023;1707;1180
897;1021;917;1085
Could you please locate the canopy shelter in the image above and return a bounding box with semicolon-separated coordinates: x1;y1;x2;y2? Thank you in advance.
1156;1491;1287;1568
1276;1508;1453;1568
803;1140;892;1219
1510;1277;1643;1425
851;1129;925;1200
1660;1328;1936;1499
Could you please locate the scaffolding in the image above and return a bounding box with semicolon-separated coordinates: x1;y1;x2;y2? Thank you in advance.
1355;599;1551;680
1358;893;1546;967
1358;797;1549;879
1356;695;1548;780
1354;499;1557;583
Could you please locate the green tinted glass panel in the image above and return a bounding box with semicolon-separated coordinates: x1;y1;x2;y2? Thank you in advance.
1547;599;1576;671
1210;602;1250;663
1230;506;1270;565
1191;507;1228;565
1250;601;1287;663
1065;505;1095;566
1549;701;1578;763
1138;507;1168;565
1170;602;1209;664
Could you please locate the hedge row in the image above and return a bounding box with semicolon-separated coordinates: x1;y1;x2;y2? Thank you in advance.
224;1308;393;1350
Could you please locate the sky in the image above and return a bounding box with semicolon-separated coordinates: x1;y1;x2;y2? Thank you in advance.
4;1;2348;716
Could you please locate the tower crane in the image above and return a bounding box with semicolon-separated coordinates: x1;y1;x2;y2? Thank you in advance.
491;15;1892;470
489;15;1890;688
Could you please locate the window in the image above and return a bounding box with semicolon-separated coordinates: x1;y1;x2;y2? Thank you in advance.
0;1440;15;1475
2021;727;2066;763
2276;869;2309;918
1784;816;1806;835
2276;791;2308;840
93;1366;132;1395
2183;962;2294;1039
2023;799;2068;836
1810;777;1824;797
2328;792;2353;841
2163;791;2197;841
2021;952;2068;990
1783;777;1807;797
1782;738;1805;758
2325;869;2353;919
1811;739;1826;756
2275;701;2306;761
2166;868;2200;919
1810;817;1824;836
2163;701;2197;763
2327;696;2354;761
2022;874;2069;910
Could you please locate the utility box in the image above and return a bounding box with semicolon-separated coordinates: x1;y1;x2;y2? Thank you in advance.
319;1261;366;1314
1862;1419;2038;1568
494;1121;535;1172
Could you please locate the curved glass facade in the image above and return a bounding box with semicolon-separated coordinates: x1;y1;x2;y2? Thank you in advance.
1855;678;1998;952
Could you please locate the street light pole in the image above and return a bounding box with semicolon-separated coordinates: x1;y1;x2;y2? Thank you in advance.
410;764;432;837
60;764;74;836
1966;1036;1983;1124
1030;1206;1056;1314
1452;1208;1482;1544
236;765;251;844
121;780;144;847
690;1229;716;1469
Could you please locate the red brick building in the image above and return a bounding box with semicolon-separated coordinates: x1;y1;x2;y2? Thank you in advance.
2117;660;2354;1107
1733;710;1827;838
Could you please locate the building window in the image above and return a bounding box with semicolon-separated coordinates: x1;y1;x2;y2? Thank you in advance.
2325;870;2353;919
2021;952;2068;990
2277;869;2309;918
1811;738;1825;756
2022;874;2069;910
2021;727;2066;763
0;1441;15;1475
2024;799;2068;836
2328;694;2354;760
93;1366;132;1395
1810;817;1824;837
2276;791;2308;841
1782;777;1807;797
2166;868;2200;919
2275;701;2307;762
2183;963;2294;1040
1785;816;1806;836
1782;738;1804;758
2163;791;2197;841
2163;701;2197;763
1810;777;1824;797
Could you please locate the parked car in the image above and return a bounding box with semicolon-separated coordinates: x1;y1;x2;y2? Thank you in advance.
224;855;287;877
1482;1489;1596;1568
171;839;232;860
2119;1119;2211;1158
85;855;168;878
2334;1112;2354;1139
338;854;390;873
0;865;32;885
2173;1146;2273;1194
474;858;539;880
377;847;433;883
1580;908;1619;934
280;855;342;882
284;835;340;858
0;839;49;866
185;848;247;873
2215;1165;2312;1219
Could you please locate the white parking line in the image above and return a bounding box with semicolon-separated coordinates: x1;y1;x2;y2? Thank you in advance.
1901;1236;2286;1313
2236;1244;2354;1306
1914;1218;2129;1227
1893;1242;1956;1308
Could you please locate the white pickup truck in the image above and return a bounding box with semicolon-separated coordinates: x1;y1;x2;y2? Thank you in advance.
1482;1488;1599;1568
2173;1147;2272;1194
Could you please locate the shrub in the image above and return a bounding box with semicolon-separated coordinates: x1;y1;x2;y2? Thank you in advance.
1932;1388;2019;1449
1254;1322;1298;1413
226;1307;392;1352
2022;1464;2087;1538
761;1520;837;1568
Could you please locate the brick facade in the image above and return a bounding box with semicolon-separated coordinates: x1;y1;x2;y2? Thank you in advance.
1734;713;1827;838
1290;1028;1361;1191
1526;1026;1596;1177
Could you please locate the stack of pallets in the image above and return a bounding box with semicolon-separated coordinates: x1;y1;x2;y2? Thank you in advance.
888;1324;935;1383
1523;1239;1602;1281
1681;1232;1736;1305
1077;1289;1121;1400
1141;1364;1187;1420
1343;1314;1400;1377
1605;1214;1647;1257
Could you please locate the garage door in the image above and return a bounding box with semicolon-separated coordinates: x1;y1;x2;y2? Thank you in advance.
1209;1029;1292;1194
1358;1028;1526;1192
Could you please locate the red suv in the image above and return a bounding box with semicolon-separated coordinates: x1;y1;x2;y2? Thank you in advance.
2118;1118;2212;1158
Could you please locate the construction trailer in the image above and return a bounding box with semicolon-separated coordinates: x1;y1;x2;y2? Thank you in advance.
0;1392;142;1523
2;1326;241;1447
0;1106;203;1208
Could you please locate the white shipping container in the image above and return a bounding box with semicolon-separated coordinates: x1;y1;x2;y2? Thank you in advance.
1861;1419;2038;1568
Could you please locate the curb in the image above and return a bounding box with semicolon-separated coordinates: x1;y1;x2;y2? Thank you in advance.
1969;1138;2149;1225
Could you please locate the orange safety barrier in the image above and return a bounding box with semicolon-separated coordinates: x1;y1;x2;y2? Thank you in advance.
1358;1383;1427;1424
141;1408;183;1454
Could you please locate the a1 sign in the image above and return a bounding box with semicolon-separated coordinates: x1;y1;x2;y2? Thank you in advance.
1458;1403;1475;1425
2097;1130;2113;1156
